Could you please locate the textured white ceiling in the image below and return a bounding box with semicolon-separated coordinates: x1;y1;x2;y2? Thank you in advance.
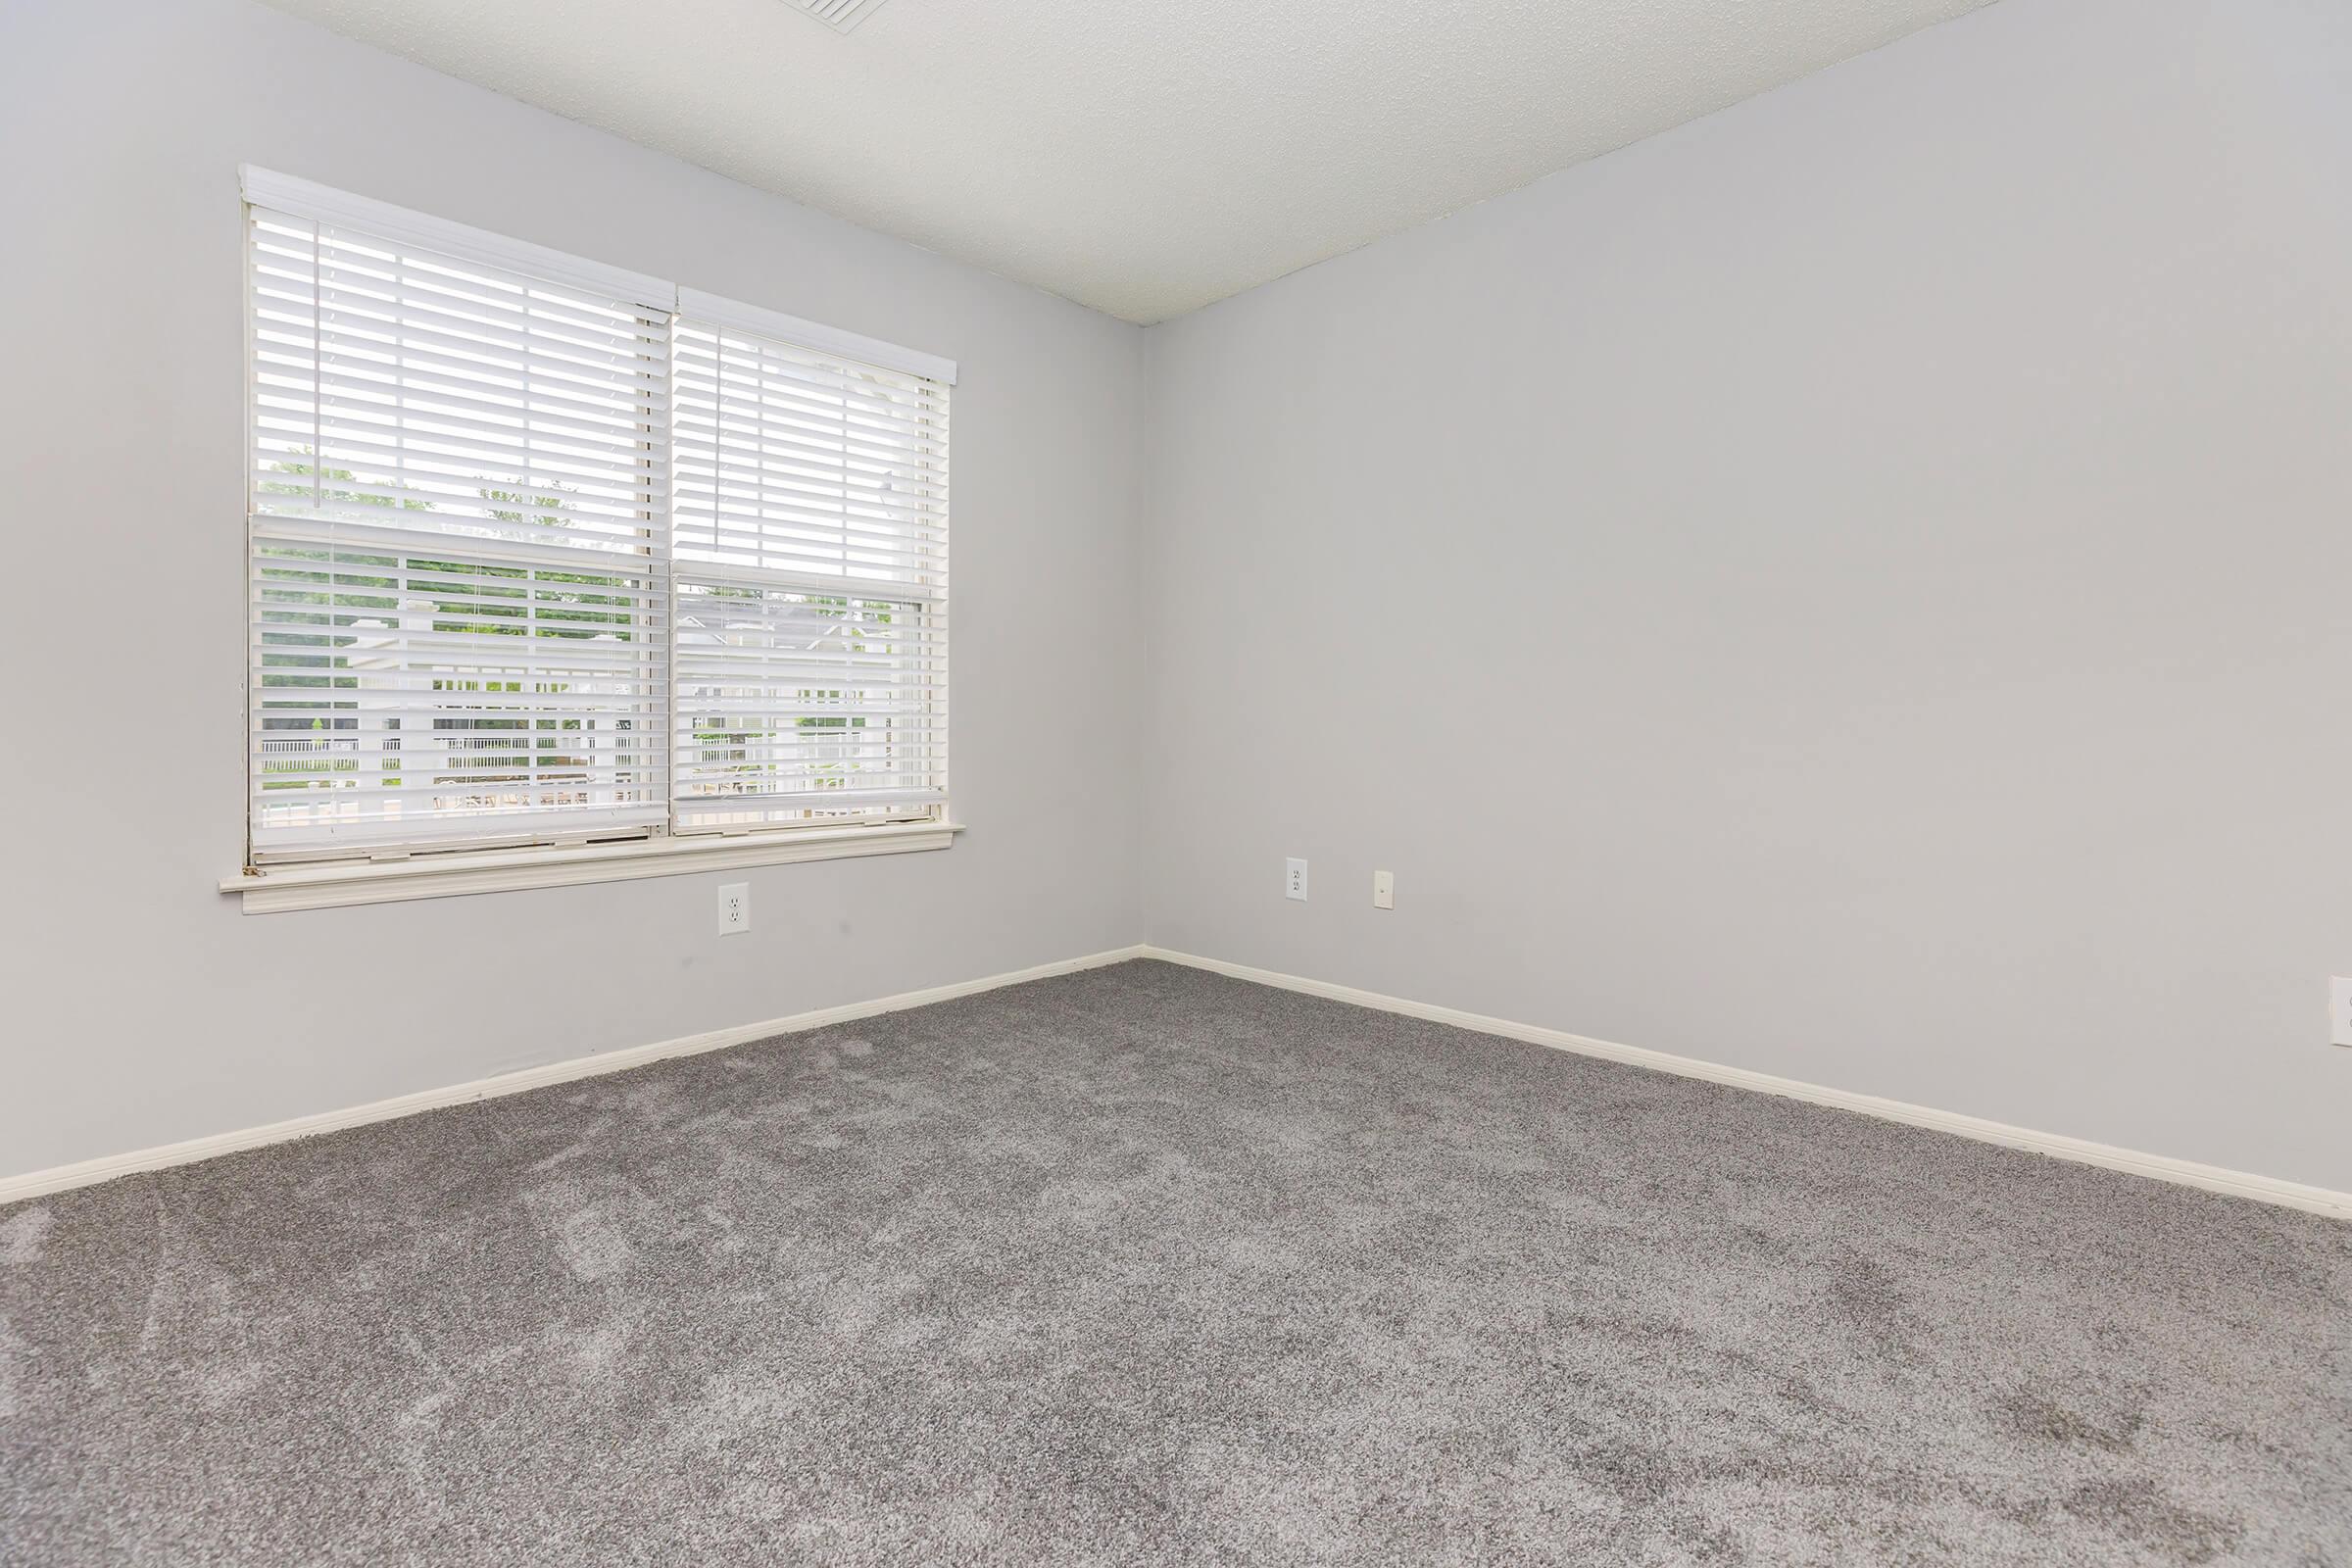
259;0;1998;323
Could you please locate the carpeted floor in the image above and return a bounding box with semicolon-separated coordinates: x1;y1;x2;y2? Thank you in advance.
2;960;2347;1565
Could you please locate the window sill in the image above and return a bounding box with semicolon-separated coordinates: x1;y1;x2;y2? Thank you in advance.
220;822;963;914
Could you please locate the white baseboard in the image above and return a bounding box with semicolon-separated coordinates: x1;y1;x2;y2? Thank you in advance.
0;945;1149;1206
13;942;2345;1222
1139;947;2352;1222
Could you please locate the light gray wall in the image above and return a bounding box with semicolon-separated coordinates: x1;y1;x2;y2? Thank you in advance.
0;0;1145;1179
7;0;2346;1198
1140;0;2352;1192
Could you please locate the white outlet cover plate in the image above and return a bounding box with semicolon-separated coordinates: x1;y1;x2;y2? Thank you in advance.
2332;976;2352;1047
718;881;751;936
1373;869;1395;909
1285;858;1307;902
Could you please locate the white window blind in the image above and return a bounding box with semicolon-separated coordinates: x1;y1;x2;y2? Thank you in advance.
242;173;952;865
669;308;950;831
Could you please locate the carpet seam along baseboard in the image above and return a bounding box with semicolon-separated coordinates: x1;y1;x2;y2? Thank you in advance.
4;944;2344;1218
0;947;1150;1205
1137;948;2352;1221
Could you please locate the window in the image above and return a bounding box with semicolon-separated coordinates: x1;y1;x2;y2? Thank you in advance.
241;171;952;874
669;301;949;833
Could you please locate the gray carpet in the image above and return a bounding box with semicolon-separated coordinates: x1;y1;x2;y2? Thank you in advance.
2;960;2347;1566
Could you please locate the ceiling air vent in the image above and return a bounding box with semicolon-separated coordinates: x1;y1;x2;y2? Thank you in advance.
789;0;890;32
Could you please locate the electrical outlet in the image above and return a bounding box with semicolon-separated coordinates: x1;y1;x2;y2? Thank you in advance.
1285;858;1308;902
717;881;751;936
1372;869;1395;909
2331;976;2352;1047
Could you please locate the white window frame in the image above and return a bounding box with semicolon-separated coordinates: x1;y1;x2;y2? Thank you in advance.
223;170;958;912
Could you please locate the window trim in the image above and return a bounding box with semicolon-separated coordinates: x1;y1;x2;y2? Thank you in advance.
226;168;959;902
221;819;963;914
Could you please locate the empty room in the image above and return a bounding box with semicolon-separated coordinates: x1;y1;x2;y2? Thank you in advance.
2;0;2347;1561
